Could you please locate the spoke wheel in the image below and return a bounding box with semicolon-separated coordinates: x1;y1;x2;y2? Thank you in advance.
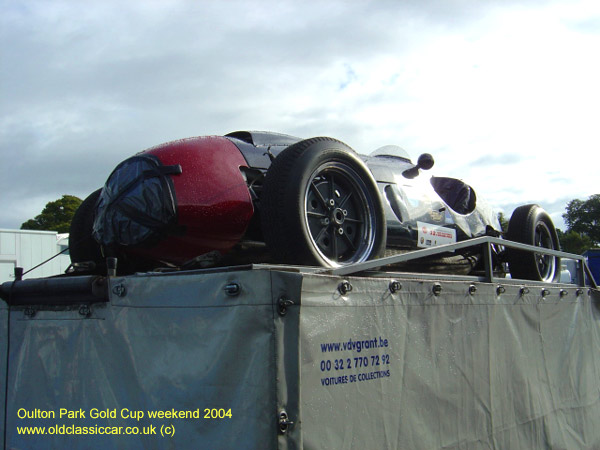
533;221;556;281
261;137;386;267
304;162;377;265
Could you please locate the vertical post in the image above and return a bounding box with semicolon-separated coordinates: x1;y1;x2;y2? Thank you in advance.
106;258;117;277
483;242;494;283
577;258;586;287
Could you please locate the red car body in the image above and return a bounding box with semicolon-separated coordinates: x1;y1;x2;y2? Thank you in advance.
136;137;254;264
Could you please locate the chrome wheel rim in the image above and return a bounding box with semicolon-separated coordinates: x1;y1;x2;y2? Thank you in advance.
534;221;557;282
303;162;376;266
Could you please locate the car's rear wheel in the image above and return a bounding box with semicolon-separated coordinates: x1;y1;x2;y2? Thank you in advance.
69;188;104;273
506;204;560;282
261;137;386;267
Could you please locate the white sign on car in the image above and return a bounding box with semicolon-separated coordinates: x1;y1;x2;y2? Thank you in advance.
417;221;457;248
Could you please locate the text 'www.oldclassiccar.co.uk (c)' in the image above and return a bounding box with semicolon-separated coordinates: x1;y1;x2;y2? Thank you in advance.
15;407;232;437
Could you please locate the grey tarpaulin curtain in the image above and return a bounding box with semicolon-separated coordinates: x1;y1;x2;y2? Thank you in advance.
299;274;600;450
2;269;599;449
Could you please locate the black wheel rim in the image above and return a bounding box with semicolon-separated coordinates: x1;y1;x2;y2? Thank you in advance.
303;162;377;266
534;221;557;282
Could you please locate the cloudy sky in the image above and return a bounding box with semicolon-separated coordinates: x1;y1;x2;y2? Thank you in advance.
1;0;599;231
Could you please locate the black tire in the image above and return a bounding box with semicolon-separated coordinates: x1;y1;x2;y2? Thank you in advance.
505;204;560;282
69;189;104;271
261;137;386;267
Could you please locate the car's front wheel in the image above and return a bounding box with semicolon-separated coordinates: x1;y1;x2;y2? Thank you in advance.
261;137;386;267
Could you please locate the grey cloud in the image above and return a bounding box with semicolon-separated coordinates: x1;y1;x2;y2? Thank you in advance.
0;0;593;229
565;16;600;34
496;196;575;230
468;153;525;167
550;176;572;184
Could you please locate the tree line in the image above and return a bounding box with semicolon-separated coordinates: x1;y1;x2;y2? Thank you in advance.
497;195;598;254
559;194;600;254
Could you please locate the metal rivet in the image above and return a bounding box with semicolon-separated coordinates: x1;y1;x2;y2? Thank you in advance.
559;289;568;298
576;288;583;297
278;410;294;434
79;305;91;317
468;284;477;295
541;288;550;298
496;285;506;295
389;280;402;294
24;307;36;318
224;283;240;296
432;283;442;296
112;284;127;297
520;287;530;296
338;281;353;295
278;297;294;316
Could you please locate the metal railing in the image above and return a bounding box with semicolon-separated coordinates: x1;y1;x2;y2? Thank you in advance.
320;236;597;288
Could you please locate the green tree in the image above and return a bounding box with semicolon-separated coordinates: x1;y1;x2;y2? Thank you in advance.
497;212;509;233
21;195;82;233
563;194;600;245
557;229;594;255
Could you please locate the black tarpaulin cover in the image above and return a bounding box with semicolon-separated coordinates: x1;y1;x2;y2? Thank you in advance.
93;155;179;248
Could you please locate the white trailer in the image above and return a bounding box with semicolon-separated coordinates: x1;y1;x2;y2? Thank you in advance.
0;229;70;283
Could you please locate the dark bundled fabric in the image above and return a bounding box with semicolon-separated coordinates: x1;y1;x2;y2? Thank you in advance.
93;155;179;247
431;176;476;214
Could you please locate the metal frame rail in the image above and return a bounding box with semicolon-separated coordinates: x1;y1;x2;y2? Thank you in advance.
322;236;598;289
